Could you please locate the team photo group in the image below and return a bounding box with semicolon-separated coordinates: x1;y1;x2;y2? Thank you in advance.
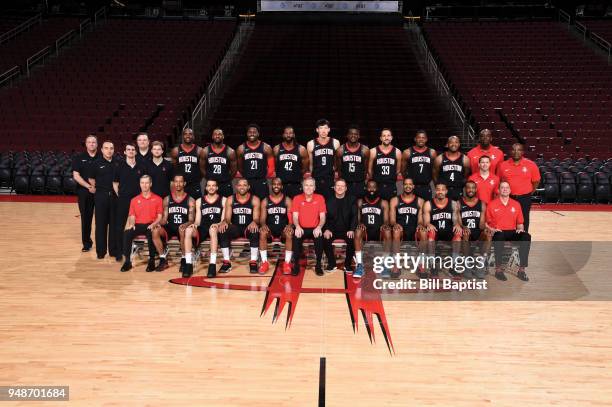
73;119;540;282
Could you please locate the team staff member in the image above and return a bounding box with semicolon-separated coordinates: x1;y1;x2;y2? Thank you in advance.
323;179;358;273
135;132;152;163
170;128;206;199
335;125;368;199
274;126;309;198
497;143;540;232
289;177;327;276
368;128;401;200
467;129;504;174
401;130;437;200
89;141;118;259
113;143;146;262
202;128;237;197
146;141;173;198
486;181;531;282
120;175;163;272
236;124;274;199
433;135;471;200
307;119;340;199
72;134;100;252
468;155;499;204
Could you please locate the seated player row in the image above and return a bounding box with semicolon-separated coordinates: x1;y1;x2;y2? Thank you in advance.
118;173;532;283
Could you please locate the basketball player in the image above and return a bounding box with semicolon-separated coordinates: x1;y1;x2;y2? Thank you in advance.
202;128;237;197
353;180;392;279
422;182;463;277
72;134;99;252
113;143;146;262
307;119;340;199
467;155;499;204
135;132;152;163
401;130;437;200
433;135;470;201
217;178;261;274
258;178;293;274
184;179;226;278
335;125;368;199
146;141;173;198
170;128;206;199
467;129;504;175
460;180;491;279
274;126;309;198
236;124;274;199
151;174;195;272
390;177;426;278
368;128;401;201
88;141;118;259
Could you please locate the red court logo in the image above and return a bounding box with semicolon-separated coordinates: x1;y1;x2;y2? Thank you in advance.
170;258;395;354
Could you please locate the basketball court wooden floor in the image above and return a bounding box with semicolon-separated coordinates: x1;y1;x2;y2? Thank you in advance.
1;201;611;406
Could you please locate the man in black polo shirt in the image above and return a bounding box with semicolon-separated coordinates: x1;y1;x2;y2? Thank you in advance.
323;178;358;273
146;141;173;198
136;132;152;163
88;141;118;259
72;134;100;252
113;143;147;262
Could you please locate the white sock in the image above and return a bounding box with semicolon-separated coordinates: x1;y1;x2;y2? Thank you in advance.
250;247;258;261
185;252;192;264
181;255;185;259
355;251;362;264
210;253;217;264
285;251;292;263
222;247;230;261
260;250;267;262
160;253;166;259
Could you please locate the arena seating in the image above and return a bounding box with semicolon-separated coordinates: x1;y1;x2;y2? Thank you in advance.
0;17;81;74
423;21;612;160
210;23;458;149
0;19;236;153
0;14;34;35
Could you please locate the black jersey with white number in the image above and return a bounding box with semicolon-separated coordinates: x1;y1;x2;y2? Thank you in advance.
361;197;384;231
341;144;366;182
430;198;453;233
406;147;434;185
177;144;200;186
440;153;465;189
200;195;223;229
373;146;398;184
167;193;190;226
206;145;231;182
312;138;335;179
242;142;267;180
276;144;302;183
460;199;482;230
231;194;254;226
266;195;288;229
396;195;420;230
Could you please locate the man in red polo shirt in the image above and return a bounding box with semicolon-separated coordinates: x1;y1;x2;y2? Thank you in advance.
120;175;163;272
485;181;531;282
288;177;327;276
467;129;504;174
468;155;500;203
497;143;540;232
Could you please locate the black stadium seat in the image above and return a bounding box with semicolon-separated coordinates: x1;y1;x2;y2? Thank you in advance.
542;171;559;203
576;172;594;203
559;171;576;202
593;172;610;203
